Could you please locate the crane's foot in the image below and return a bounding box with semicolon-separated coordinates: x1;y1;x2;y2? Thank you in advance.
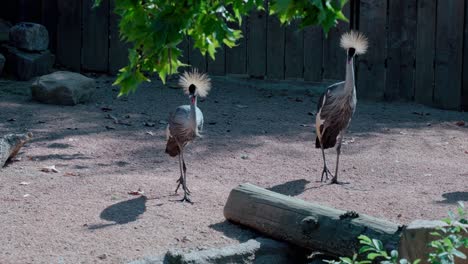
179;192;193;204
330;176;339;184
320;166;333;182
175;177;191;194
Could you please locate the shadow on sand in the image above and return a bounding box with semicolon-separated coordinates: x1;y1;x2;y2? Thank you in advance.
88;196;147;230
437;191;468;204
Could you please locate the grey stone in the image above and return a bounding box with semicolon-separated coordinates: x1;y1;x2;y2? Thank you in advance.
0;53;5;75
2;44;54;80
31;71;96;105
399;220;468;261
0;132;33;168
0;19;11;42
128;237;308;264
9;22;49;51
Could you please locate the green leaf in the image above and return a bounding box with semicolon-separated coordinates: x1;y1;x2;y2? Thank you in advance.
452;249;466;259
372;239;384;251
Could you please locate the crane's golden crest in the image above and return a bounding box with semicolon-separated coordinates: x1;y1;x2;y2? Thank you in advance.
178;69;212;98
340;31;368;55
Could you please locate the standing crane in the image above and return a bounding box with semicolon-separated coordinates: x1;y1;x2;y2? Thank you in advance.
165;69;211;203
315;31;368;184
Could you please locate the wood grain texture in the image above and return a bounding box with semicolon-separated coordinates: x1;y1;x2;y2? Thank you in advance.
224;183;402;256
247;7;267;78
207;46;225;76
434;0;465;110
414;0;436;105
57;0;82;71
284;20;304;79
109;0;129;75
323;3;350;80
357;0;387;100
303;26;323;82
386;0;417;100
226;20;247;75
463;1;468;111
266;16;284;79
41;0;58;53
82;0;109;72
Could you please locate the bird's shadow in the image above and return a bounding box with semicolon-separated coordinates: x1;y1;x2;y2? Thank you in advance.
437;192;468;204
87;196;147;230
267;179;311;196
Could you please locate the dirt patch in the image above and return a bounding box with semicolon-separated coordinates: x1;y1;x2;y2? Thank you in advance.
0;76;467;263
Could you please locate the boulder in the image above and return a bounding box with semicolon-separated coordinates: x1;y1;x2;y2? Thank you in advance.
9;22;49;51
0;19;11;42
1;44;54;80
0;132;33;168
31;71;96;105
0;53;4;75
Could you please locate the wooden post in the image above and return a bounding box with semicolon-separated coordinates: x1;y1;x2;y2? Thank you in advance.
224;183;402;256
57;0;82;71
303;26;323;82
82;0;109;72
247;3;267;78
108;0;129;75
266;15;285;80
284;20;304;80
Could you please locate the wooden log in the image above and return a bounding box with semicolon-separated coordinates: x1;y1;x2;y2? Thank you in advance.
284;20;303;79
82;0;109;72
414;0;436;106
303;26;323;82
224;183;402;256
434;0;465;110
0;132;32;167
266;15;284;80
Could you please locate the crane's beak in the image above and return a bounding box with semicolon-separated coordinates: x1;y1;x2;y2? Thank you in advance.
190;94;196;104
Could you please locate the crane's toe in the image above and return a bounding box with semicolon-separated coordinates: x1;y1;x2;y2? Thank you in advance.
175;177;191;194
320;166;333;182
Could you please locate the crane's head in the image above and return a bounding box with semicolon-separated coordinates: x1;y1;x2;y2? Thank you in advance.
179;69;212;104
340;31;368;63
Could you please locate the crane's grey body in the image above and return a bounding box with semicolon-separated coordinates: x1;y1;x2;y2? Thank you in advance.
168;105;204;146
315;56;357;184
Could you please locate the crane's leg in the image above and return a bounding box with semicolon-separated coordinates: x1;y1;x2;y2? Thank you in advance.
330;133;344;184
179;150;192;203
319;141;333;182
174;153;184;193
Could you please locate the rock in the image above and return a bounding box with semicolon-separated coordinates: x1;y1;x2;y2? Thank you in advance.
31;71;96;105
9;22;49;51
0;132;33;168
1;44;54;80
0;19;11;42
128;237;308;264
0;53;4;75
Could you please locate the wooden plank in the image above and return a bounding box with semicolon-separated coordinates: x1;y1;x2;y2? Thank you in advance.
18;0;42;23
284;20;303;79
82;0;109;72
109;0;129;75
357;0;387;100
414;0;436;106
266;15;284;79
226;20;247;75
463;1;468;111
41;0;58;53
323;3;350;80
207;46;225;76
247;6;267;78
386;0;417;100
189;39;207;72
303;26;323;82
224;183;402;257
434;0;465;110
57;0;82;71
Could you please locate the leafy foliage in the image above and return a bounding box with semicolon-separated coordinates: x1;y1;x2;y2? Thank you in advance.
326;202;467;264
93;0;348;96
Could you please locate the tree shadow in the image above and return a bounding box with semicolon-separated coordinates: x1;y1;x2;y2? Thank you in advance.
437;192;468;204
88;196;147;230
209;220;259;242
30;153;92;161
267;179;311;197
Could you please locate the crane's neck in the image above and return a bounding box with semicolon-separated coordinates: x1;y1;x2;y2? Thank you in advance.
190;96;198;133
344;57;356;95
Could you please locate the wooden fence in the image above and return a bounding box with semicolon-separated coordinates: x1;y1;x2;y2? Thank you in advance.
1;0;467;110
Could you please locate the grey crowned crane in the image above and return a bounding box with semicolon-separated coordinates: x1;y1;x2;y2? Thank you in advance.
165;69;211;203
315;31;368;184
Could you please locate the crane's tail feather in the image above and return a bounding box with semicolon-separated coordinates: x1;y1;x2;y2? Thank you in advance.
179;69;211;97
165;137;180;157
340;31;368;55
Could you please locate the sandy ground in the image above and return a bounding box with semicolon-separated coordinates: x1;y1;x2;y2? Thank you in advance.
0;75;467;264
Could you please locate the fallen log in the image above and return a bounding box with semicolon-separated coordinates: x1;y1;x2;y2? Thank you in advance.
0;132;32;167
224;183;402;257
